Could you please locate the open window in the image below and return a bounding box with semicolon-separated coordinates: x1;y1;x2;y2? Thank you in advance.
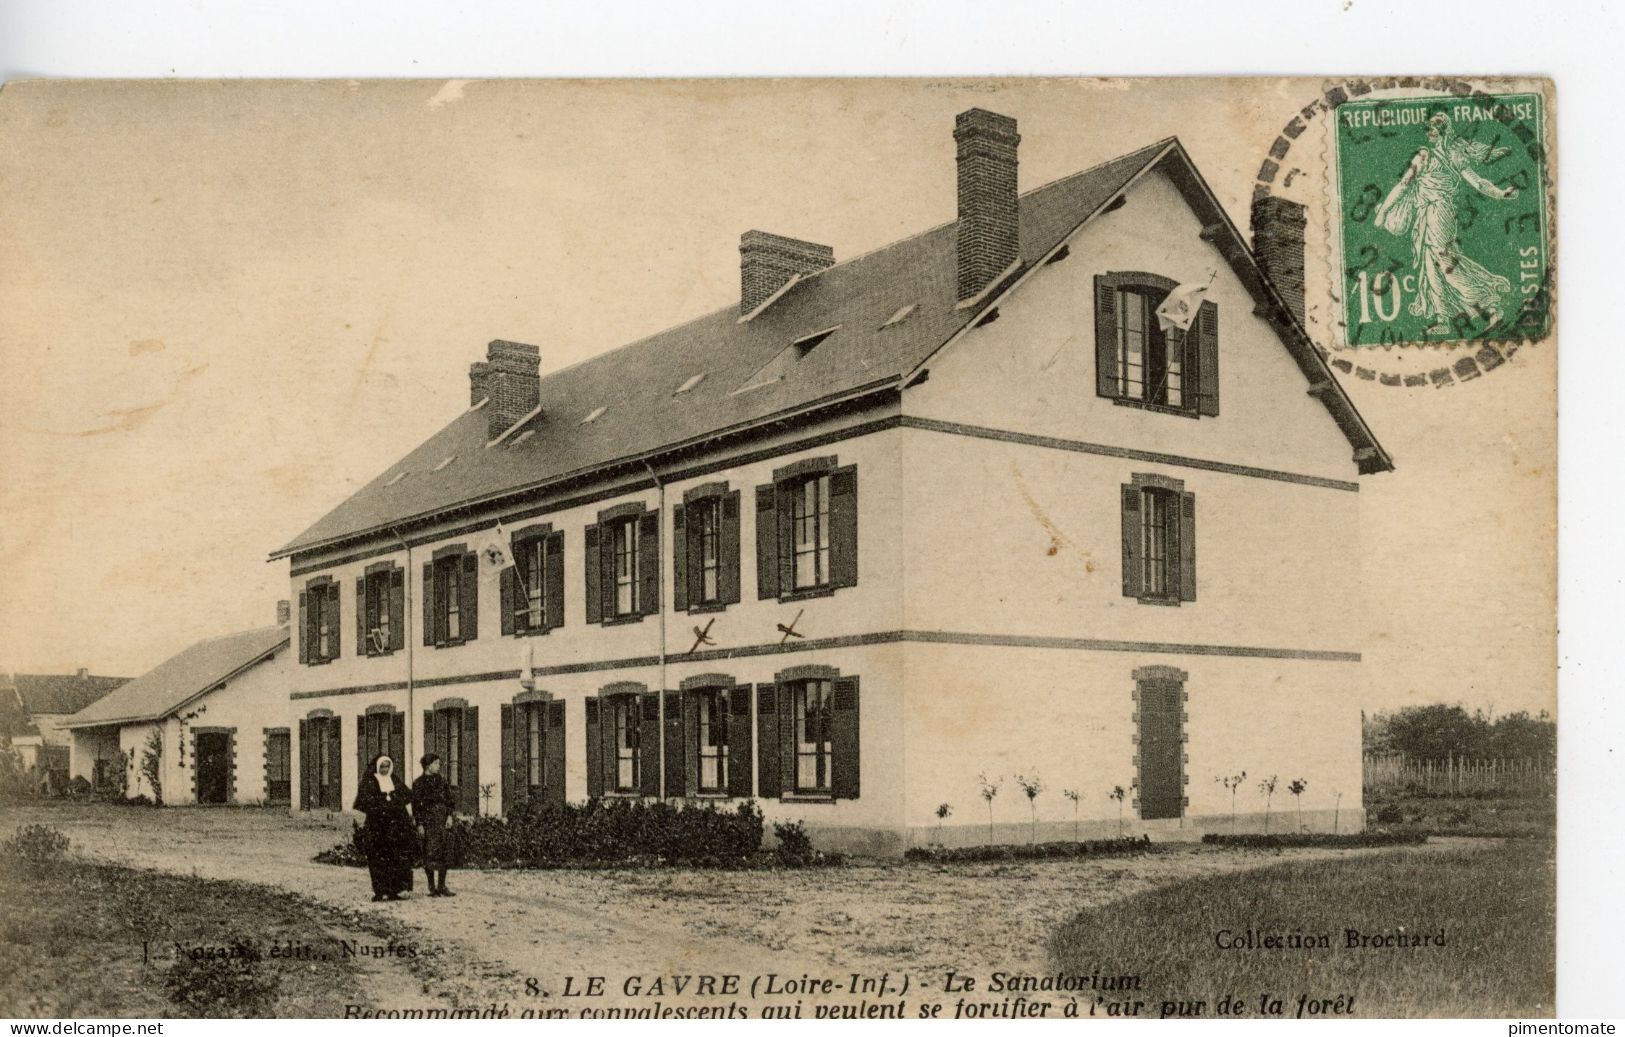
356;563;405;656
1094;271;1219;416
755;456;858;601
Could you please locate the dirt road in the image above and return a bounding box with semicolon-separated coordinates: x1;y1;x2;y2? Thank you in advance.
1;804;1483;1014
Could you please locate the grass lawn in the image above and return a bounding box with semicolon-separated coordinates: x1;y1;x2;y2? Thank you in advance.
1048;838;1554;1018
0;852;428;1017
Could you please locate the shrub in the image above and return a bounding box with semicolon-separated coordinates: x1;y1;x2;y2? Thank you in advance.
317;798;768;869
1199;831;1426;848
1374;804;1405;824
1;824;71;867
904;835;1152;864
164;940;280;1017
772;820;814;866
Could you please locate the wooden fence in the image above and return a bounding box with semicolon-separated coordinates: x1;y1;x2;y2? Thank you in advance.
1362;753;1555;794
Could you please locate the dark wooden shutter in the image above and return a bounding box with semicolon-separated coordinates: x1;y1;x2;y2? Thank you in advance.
755;683;780;799
584;697;602;798
1179;491;1197;602
500;567;517;636
778;682;796;795
389;712;405;773
727;685;753;799
1095;275;1119;398
500;703;516;813
325;583;342;661
545;701;566;806
832;676;861;800
638;511;660;616
720;490;742;605
1196;300;1220;416
355;578;367;656
422;563;435;645
325;719;342;810
298;718;311;808
459;552;478;641
389;568;405;651
584;525;602;624
672;503;689;612
665;691;687;798
600;524;618;620
639;692;660;796
776;484;796;595
298;592;310;665
1121;485;1144;599
755;484;779;600
544;532;565;630
830;466;858;589
601;698;620;794
355;714;366;787
460;706;479;813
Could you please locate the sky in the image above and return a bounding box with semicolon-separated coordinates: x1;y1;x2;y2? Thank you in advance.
0;77;1555;716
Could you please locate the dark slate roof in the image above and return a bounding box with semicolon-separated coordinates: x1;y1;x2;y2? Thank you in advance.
274;136;1388;559
63;626;288;728
13;673;131;717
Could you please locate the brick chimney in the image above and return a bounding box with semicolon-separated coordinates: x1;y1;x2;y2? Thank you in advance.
75;667;88;679
276;599;291;627
739;230;834;315
955;108;1021;303
1251;195;1307;327
482;340;541;438
468;360;493;407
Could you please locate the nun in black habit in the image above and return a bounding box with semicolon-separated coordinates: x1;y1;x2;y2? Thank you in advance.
353;754;416;901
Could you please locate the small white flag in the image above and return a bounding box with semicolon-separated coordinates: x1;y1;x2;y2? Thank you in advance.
476;522;512;571
1155;280;1211;333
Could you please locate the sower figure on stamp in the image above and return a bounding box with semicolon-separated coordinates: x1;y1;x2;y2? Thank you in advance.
1374;111;1518;329
415;753;457;897
353;754;415;902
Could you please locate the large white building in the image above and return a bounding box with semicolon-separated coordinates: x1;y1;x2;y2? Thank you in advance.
270;108;1390;852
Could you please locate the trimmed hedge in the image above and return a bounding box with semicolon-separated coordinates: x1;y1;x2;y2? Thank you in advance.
1200;831;1427;848
904;835;1153;863
317;798;768;869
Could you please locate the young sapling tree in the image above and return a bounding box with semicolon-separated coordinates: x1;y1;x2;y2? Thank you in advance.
977;773;1001;846
1288;778;1308;832
1216;770;1247;830
1258;774;1279;834
1063;788;1081;842
1016;774;1044;844
935;803;952;846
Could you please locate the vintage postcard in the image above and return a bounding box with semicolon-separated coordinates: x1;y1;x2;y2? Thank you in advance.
0;77;1556;1020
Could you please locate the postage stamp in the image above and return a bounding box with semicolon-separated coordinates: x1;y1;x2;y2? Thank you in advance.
1331;91;1550;348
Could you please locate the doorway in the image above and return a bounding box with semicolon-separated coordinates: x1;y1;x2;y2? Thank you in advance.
195;732;231;804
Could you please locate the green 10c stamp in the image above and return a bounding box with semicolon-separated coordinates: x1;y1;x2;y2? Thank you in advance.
1334;91;1549;347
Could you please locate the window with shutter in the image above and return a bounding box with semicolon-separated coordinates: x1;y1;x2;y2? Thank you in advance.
790;679;834;794
428;549;477;646
360;566;400;656
265;729;291;803
1122;475;1195;606
1094;271;1211;417
760;458;857;601
506;532;552;636
606;695;641;793
302;579;340;664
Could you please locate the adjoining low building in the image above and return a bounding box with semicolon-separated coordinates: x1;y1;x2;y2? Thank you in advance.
64;607;293;805
2;670;131;791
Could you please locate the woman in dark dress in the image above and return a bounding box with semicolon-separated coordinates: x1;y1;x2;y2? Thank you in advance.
414;753;457;897
353;754;415;901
